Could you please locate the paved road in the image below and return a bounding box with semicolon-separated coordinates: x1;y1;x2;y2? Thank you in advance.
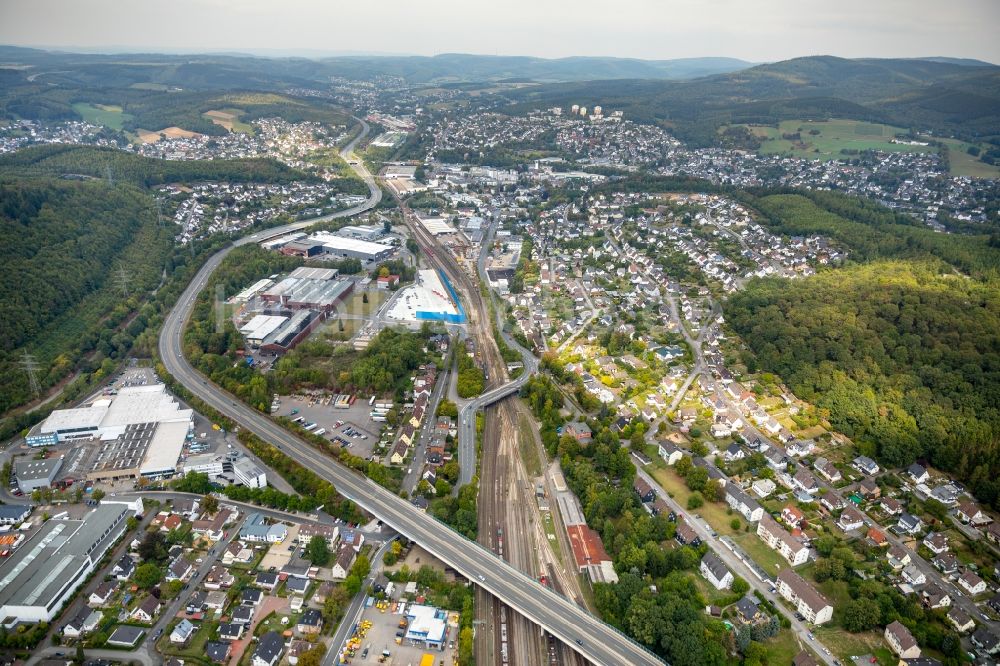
157;125;661;665
401;365;450;495
29;647;155;666
322;539;396;666
141;526;242;655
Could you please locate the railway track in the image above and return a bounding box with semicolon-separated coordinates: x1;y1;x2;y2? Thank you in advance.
394;186;587;666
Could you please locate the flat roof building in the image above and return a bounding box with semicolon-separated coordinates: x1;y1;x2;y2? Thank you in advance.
311;231;395;262
14;458;63;493
0;503;131;622
29;385;192;447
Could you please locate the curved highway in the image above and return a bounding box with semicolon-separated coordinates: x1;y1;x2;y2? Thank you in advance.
158;118;662;666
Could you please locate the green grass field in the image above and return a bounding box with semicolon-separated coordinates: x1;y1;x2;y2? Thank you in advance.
72;102;133;130
937;137;1000;178
740;119;935;161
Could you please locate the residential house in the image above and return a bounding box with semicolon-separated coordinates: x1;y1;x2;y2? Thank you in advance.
897;513;923;535
131;596;161;623
725;485;764;523
699;552;733;590
792;468;819;495
252;631;285;666
331;543;357;580
219;622;245;641
776;569;833;624
297;523;339;548
972;627;1000;655
814;458;841;483
880;497;903;515
203;565;234;590
946;607;975;633
206;641;232;664
959;570;987;596
820;491;845;512
757;515;809;566
658;441;682;466
885;620;921;659
859;479;881;499
735;597;764;625
89;580;117;607
921;584;952;610
781;505;805;529
240;513;287;543
63;608;101;639
907;464;929;484
232;605;255;625
170;619;195;644
675;520;701;547
752;478;776;498
723;443;745;463
223;542;254;565
887;545;911;570
256;571;279;591
957;501;991;526
296;609;323;635
902;564;926;586
933;552;960;575
563;422;592;443
866;527;888;547
633;477;655;504
166;556;193;582
241;588;263;606
838;507;865;532
111;554;136;580
923;532;949;555
852;456;880;476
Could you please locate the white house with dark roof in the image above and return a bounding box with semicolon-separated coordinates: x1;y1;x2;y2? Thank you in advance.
699;551;733;590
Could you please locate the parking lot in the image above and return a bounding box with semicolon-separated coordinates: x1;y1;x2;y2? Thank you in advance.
350;599;457;666
273;394;387;458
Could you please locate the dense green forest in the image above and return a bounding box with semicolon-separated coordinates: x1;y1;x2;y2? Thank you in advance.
0;145;326;423
0;144;312;188
726;191;1000;509
0;176;173;414
727;260;1000;507
744;192;1000;278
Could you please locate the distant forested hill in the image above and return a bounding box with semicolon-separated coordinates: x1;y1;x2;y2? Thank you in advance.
0;45;752;86
506;56;1000;145
0;144;313;187
725;192;1000;508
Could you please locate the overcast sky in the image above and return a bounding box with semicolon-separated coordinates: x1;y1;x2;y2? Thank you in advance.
2;0;998;63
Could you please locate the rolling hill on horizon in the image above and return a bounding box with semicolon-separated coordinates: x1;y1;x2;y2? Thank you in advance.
505;55;1000;145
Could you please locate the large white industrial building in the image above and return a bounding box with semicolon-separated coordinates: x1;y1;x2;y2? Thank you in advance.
26;385;192;480
0;501;141;622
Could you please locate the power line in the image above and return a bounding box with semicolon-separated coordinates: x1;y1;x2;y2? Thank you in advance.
114;264;131;298
19;351;41;397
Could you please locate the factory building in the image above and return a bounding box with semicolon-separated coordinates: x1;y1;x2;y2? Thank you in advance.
183;454;268;489
260;275;353;312
13;458;63;493
28;385;192;447
337;224;385;241
278;231;394;263
0;503;136;622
